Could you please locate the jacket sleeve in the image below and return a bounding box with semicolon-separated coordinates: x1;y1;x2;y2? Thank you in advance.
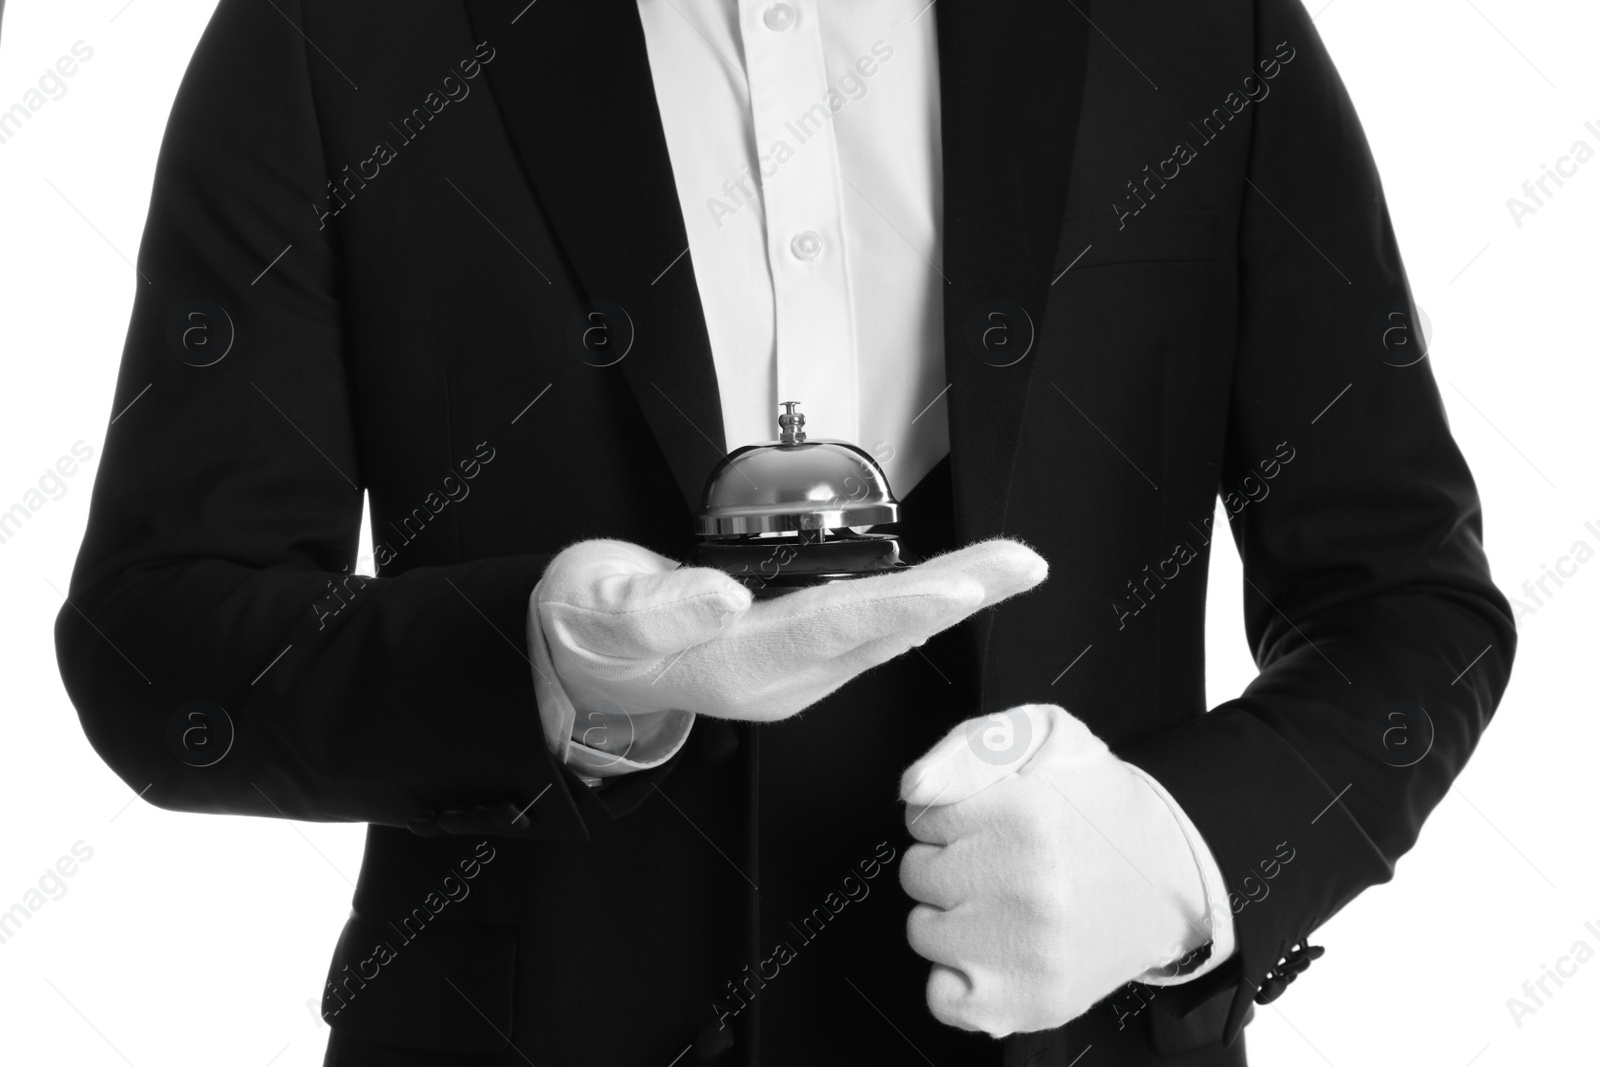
53;0;593;841
1121;0;1516;1041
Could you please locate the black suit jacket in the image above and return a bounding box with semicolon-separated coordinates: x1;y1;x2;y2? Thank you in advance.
56;0;1515;1063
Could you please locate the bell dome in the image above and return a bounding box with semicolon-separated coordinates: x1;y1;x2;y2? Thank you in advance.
696;402;899;536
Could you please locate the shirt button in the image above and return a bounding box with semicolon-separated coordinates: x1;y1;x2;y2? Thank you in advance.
790;231;822;260
763;3;796;31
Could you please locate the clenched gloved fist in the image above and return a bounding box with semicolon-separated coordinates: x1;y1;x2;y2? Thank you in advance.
527;539;1047;773
899;704;1218;1036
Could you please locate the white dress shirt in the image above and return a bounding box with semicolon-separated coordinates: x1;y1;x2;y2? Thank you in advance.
542;0;1235;986
636;0;950;490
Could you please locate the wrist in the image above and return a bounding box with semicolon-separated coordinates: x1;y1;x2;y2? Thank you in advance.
1126;764;1237;985
530;580;698;779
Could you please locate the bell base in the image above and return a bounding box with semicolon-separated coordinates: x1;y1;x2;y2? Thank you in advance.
694;533;901;599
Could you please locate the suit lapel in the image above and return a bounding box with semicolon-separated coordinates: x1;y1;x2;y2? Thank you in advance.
464;0;726;512
938;0;1090;543
935;0;1089;692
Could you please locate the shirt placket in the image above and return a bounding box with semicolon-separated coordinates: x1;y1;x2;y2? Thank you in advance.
738;0;859;445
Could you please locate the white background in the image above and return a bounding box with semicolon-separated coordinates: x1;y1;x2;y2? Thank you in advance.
1;1;1595;1064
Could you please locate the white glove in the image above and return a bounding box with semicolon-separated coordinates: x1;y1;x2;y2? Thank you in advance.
898;704;1224;1036
527;540;1048;773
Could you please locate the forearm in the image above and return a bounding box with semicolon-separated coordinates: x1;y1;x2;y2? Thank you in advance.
56;550;591;836
1122;590;1511;1032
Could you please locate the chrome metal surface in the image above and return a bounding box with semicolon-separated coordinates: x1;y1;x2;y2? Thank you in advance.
696;402;899;536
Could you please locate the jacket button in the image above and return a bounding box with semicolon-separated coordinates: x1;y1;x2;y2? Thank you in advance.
1254;941;1324;1004
1256;972;1290;1004
694;1017;735;1060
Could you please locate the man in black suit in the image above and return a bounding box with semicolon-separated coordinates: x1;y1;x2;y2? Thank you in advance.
56;0;1514;1064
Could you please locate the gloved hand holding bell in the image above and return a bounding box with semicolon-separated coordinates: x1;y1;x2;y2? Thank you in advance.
525;401;1049;752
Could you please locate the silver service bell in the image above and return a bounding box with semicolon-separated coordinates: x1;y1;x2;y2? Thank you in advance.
693;402;903;598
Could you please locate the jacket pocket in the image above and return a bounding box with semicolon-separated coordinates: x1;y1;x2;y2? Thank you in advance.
322;912;519;1055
